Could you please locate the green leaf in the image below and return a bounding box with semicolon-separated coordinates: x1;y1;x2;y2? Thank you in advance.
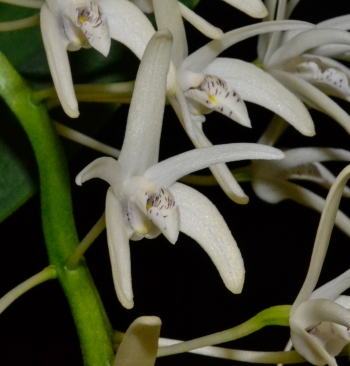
0;103;37;222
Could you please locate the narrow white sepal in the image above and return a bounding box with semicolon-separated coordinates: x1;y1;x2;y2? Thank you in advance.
271;70;350;135
118;29;172;177
40;4;79;118
145;143;284;189
114;316;161;366
169;183;245;294
178;1;223;39
75;157;124;198
221;0;268;18
106;188;133;309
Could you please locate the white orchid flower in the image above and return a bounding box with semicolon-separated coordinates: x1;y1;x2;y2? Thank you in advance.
252;147;350;237
114;316;161;366
251;117;350;237
257;0;350;135
289;164;350;366
149;0;315;204
130;0;268;19
76;29;284;309
40;0;155;117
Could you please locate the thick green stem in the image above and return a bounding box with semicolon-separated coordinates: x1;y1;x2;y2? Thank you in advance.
0;52;114;366
157;305;291;357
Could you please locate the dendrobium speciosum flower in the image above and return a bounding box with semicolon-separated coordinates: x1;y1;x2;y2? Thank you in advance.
114;316;161;366
257;0;350;134
289;165;350;366
76;29;284;309
251;117;350;237
40;0;155;117
149;0;315;204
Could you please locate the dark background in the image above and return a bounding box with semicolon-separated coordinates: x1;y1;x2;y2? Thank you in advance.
1;0;350;365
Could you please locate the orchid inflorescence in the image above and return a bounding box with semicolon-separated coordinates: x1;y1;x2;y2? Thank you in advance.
1;0;350;365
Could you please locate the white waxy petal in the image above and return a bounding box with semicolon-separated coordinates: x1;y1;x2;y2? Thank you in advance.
183;20;314;73
311;270;350;302
114;316;161;366
146;188;179;244
292;165;350;311
118;29;172;177
169;183;245;294
129;0;153;13
178;2;223;40
310;44;350;62
105;188;134;309
153;0;187;67
184;75;251;128
271;70;350;135
40;4;79;118
76;157;124;198
267;29;350;69
64;0;111;55
145;143;284;189
98;0;155;60
202;58;315;136
221;0;267;18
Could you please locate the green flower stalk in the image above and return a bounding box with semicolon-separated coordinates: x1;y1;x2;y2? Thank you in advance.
0;51;114;366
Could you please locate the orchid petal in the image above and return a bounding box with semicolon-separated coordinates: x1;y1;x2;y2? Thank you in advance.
203;58;315;136
282;147;350;170
317;15;350;31
257;115;289;146
40;4;79;118
184;74;251;128
285;0;300;19
153;0;187;67
145;143;284;189
311;270;350;301
98;0;155;60
118;29;172;177
114;316;161;366
105;188;133;309
310;44;350;62
221;0;267;18
169;182;245;294
178;2;223;40
271;70;350;134
292;165;350;310
76;157;124;198
182;20;314;73
288;162;350;197
256;0;277;61
261;0;286;65
267;29;350;69
129;0;153;13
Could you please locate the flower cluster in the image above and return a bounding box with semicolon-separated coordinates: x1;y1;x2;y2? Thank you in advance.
2;0;350;365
